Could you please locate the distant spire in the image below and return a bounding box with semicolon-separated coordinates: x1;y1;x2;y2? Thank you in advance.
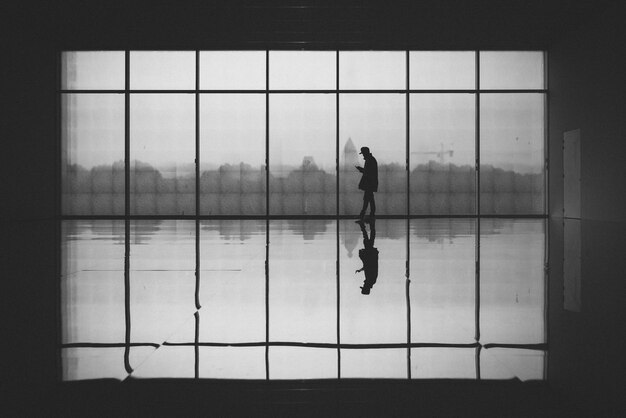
344;137;356;153
343;137;359;169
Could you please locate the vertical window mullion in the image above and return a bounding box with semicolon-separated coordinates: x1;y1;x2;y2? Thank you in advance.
405;50;411;380
195;50;201;315
335;50;341;379
123;49;132;375
474;50;481;380
265;50;270;381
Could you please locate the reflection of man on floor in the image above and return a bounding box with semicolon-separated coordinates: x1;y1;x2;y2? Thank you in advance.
355;147;378;221
355;219;378;295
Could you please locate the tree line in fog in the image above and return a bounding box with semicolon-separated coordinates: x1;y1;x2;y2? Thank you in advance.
63;159;543;215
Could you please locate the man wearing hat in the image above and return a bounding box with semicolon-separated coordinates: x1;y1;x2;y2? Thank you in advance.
355;146;378;221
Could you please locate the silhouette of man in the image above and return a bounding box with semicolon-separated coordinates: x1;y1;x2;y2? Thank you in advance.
355;219;378;295
355;146;378;221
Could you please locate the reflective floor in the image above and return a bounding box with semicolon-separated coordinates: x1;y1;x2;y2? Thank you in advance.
61;218;547;381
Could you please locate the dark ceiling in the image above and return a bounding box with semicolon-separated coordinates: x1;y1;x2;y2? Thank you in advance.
8;0;621;50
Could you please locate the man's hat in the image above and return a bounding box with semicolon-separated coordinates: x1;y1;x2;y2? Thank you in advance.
359;147;370;155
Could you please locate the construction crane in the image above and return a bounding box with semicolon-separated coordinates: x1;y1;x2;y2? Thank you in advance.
411;143;454;164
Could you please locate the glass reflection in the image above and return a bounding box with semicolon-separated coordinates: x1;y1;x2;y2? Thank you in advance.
354;220;378;295
130;220;196;343
340;219;406;344
410;219;476;343
480;219;546;344
61;220;125;344
199;220;266;343
269;220;336;343
61;218;546;381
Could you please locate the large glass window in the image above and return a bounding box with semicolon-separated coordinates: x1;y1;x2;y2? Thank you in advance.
60;50;547;382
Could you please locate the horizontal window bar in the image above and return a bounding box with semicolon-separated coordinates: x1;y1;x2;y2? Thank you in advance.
61;342;161;348
63;341;545;350
59;214;548;221
58;89;547;94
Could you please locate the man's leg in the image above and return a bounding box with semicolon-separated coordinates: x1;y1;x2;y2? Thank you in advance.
369;192;376;217
359;192;369;219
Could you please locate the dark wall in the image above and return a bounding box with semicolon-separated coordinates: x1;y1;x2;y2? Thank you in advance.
548;2;626;415
549;1;626;221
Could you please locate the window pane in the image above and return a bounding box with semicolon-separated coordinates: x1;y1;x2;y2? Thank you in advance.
270;51;336;90
409;51;475;89
339;51;405;90
341;349;406;378
61;220;125;344
62;51;125;90
199;220;266;343
130;51;195;90
62;347;128;381
269;220;336;343
480;219;546;344
200;51;266;90
130;94;195;215
269;347;337;379
480;51;544;90
62;94;125;215
410;219;475;343
199;347;266;379
200;94;266;215
340;219;406;344
130;220;196;343
269;94;336;215
410;94;475;214
411;348;476;379
481;348;545;381
131;346;195;378
480;94;544;214
340;94;406;216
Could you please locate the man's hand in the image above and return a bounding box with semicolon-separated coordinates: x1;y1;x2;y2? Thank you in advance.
355;165;363;172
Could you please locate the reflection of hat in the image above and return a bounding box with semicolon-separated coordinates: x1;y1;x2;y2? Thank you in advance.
360;286;370;295
359;147;370;155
